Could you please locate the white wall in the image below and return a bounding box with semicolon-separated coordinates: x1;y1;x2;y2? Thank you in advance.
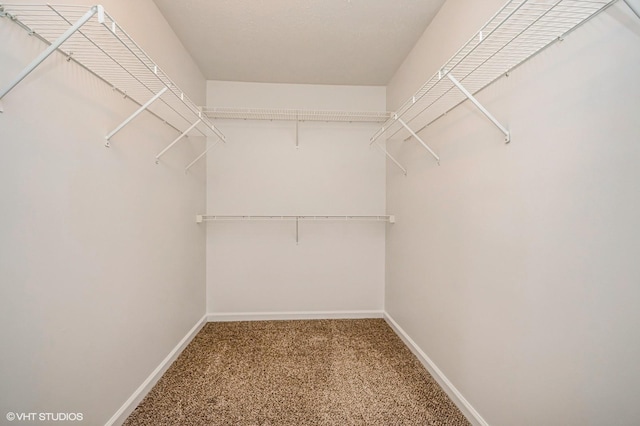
0;1;207;424
385;1;640;425
206;81;387;315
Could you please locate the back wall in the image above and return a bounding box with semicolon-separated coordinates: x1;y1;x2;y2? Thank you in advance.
205;81;387;316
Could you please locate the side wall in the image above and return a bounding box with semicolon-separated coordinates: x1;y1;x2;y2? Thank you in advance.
0;1;207;424
385;1;640;425
205;81;387;316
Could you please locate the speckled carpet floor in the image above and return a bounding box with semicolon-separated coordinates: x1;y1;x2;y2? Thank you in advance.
124;319;470;426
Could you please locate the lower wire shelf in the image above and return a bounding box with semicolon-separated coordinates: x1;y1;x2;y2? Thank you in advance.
197;214;395;244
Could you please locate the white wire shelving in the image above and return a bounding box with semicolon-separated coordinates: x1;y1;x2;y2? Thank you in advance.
0;3;225;170
204;107;392;151
372;0;626;174
204;107;391;123
197;214;395;244
197;215;395;223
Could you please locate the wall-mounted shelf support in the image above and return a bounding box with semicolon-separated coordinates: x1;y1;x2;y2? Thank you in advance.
373;141;407;176
155;118;201;163
185;140;221;172
184;122;225;171
105;86;168;146
445;72;510;143
0;5;101;113
196;214;395;243
398;118;440;164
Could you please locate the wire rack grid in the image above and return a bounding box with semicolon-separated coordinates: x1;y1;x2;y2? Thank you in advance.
0;3;224;142
204;107;392;123
372;0;617;145
197;215;393;222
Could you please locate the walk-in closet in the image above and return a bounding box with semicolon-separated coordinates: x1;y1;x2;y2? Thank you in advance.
1;0;639;424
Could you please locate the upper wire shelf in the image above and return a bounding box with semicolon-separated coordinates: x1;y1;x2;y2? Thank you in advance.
204;107;391;123
196;215;395;223
0;3;225;169
372;0;618;172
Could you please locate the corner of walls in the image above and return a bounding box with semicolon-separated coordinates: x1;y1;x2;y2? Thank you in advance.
105;315;208;426
383;312;488;426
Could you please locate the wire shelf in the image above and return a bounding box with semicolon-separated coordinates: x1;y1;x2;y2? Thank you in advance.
197;215;394;223
204;107;392;123
372;0;617;148
197;214;395;243
0;3;225;146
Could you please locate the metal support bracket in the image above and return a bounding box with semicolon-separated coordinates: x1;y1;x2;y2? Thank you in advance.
446;72;510;143
373;141;407;176
296;217;299;244
295;117;299;149
185;140;220;172
369;126;386;145
398;118;440;164
155;118;201;163
184;121;227;172
105;86;168;145
210;124;226;143
0;6;99;113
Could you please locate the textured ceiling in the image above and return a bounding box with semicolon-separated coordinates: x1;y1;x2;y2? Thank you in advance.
152;0;446;86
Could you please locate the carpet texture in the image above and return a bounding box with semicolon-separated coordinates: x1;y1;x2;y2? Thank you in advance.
123;319;471;425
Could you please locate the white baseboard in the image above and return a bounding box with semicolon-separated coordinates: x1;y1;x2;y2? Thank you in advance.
105;314;208;426
383;313;489;426
207;310;384;322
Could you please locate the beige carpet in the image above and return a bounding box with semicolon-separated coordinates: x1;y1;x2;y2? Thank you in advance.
124;319;470;425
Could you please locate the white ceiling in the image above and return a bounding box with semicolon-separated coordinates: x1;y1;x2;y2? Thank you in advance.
152;0;446;86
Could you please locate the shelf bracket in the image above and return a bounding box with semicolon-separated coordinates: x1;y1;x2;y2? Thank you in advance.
369;126;386;145
185;140;220;172
373;141;407;176
623;0;640;19
209;124;226;144
446;72;510;143
296;217;299;244
184;121;226;171
155;118;202;163
295;116;299;149
0;5;99;113
105;86;168;145
398;118;440;164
